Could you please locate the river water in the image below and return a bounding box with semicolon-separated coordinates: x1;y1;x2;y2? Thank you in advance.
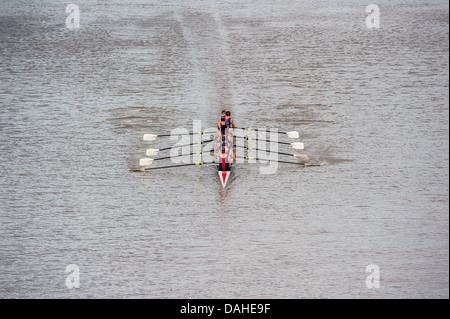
0;0;448;298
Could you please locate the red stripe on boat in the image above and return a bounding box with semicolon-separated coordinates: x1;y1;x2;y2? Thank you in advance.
221;157;226;170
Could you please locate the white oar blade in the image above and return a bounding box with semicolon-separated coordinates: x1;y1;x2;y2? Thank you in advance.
291;142;304;150
143;134;157;141
294;154;309;162
145;149;159;156
286;131;299;139
139;158;154;166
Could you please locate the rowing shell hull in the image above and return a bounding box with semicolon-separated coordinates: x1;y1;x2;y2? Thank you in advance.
218;170;231;188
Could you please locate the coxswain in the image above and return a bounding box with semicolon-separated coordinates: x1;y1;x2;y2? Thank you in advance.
217;146;235;171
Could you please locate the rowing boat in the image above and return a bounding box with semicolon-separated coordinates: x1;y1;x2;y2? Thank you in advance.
216;131;234;188
218;170;231;188
133;126;318;188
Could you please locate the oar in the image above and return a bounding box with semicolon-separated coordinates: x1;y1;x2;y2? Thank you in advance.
143;131;205;141
235;136;304;150
139;152;203;166
146;139;213;156
130;162;211;172
235;145;307;159
237;156;321;167
237;128;299;139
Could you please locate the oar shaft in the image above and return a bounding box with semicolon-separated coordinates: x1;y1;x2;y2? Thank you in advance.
275;160;306;166
237;156;302;164
154;132;204;137
236;156;320;166
158;139;213;151
237;127;288;134
130;162;205;172
235;145;295;157
236;137;292;145
153;152;202;161
281;161;321;166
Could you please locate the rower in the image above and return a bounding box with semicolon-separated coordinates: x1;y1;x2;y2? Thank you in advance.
223;126;234;146
222;133;232;148
217;111;226;130
224;111;236;129
213;126;230;141
215;134;232;152
218;116;229;134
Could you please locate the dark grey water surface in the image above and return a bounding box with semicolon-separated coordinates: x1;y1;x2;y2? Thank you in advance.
0;0;448;298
